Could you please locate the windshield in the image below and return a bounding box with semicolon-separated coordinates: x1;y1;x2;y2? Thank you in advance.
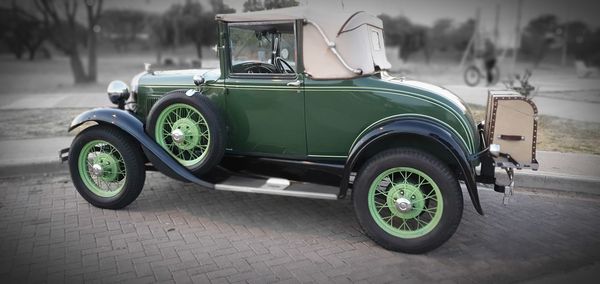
228;22;296;74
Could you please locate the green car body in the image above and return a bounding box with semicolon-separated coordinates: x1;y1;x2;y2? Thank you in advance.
132;22;479;164
65;7;539;253
135;71;479;160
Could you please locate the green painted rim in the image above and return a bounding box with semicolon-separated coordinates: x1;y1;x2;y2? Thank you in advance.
78;140;126;198
155;103;210;167
368;167;443;238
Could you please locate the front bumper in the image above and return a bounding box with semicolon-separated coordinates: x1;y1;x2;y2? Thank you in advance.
59;148;69;163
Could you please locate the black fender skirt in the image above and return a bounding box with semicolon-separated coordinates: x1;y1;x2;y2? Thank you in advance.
69;108;214;189
343;117;483;215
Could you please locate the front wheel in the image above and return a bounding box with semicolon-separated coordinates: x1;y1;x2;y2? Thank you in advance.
353;149;463;253
69;125;146;209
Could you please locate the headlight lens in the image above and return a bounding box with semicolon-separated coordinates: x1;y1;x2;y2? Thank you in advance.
106;80;130;105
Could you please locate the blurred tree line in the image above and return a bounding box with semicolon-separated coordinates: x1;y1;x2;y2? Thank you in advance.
379;12;600;68
0;0;102;83
379;14;475;63
519;14;600;67
0;0;297;84
1;0;599;84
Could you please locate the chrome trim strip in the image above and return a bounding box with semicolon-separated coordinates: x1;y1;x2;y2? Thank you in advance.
307;155;348;158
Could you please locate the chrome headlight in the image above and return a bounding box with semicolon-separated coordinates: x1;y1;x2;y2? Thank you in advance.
107;80;130;107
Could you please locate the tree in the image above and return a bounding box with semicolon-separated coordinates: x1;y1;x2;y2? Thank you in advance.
451;19;475;52
100;9;147;52
586;29;600;67
243;0;297;12
559;20;590;60
520;14;559;66
148;13;171;64
160;0;235;60
429;18;453;52
32;0;104;84
210;0;236;14
243;0;264;12
379;14;427;62
264;0;299;9
0;3;48;60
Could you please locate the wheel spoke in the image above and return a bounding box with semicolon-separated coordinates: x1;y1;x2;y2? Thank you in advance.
415;216;427;229
368;167;444;238
155;103;211;167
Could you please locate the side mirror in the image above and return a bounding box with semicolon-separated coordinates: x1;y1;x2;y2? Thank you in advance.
193;74;205;86
107;80;130;109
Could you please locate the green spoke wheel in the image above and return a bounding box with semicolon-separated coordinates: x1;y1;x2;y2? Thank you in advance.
78;140;127;198
155;103;210;167
146;90;226;176
353;149;463;253
368;167;443;239
69;126;146;209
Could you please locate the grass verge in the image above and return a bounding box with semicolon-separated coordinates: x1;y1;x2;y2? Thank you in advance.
0;108;84;140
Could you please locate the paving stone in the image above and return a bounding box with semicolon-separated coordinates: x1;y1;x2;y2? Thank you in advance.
0;173;599;283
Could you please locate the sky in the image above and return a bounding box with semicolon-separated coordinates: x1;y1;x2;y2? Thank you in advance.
11;0;597;47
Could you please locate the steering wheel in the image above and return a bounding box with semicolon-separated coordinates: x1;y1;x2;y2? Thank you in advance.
248;65;273;73
275;57;295;74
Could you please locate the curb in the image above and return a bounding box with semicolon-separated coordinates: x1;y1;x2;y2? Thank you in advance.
0;160;68;178
1;160;599;196
514;171;600;195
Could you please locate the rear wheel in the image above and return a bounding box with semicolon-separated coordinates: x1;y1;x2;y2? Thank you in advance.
353;149;463;253
464;65;481;86
69;125;145;209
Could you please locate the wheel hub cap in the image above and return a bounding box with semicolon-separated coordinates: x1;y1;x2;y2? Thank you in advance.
395;197;412;212
368;167;444;239
171;118;201;150
91;164;103;176
171;129;185;144
78;140;127;198
92;153;119;182
386;183;426;219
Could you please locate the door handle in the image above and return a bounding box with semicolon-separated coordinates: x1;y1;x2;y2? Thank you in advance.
287;80;302;87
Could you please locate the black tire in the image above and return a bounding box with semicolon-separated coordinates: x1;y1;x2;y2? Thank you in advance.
69;125;146;209
353;148;463;253
463;65;481;86
146;90;226;176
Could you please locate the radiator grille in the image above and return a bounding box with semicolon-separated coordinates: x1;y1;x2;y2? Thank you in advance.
142;95;162;116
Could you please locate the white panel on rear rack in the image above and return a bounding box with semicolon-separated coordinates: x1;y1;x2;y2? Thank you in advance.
485;90;539;170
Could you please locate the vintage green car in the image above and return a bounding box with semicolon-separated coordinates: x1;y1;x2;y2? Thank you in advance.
61;7;539;253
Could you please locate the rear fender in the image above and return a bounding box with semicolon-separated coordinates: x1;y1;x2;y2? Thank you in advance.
342;117;483;215
69;108;214;189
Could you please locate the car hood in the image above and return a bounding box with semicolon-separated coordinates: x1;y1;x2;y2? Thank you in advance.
137;68;221;87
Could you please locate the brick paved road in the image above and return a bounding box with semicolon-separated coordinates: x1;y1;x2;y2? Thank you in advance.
1;172;599;283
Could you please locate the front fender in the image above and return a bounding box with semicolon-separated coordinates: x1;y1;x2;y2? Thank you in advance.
69;108;214;189
342;116;483;215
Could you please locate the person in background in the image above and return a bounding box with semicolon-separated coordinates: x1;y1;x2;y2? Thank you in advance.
483;38;497;85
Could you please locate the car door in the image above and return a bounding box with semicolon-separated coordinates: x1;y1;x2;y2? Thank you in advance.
224;21;306;158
